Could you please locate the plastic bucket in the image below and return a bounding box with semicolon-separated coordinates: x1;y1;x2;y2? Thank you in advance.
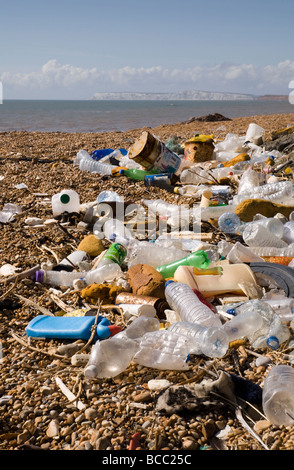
128;131;182;173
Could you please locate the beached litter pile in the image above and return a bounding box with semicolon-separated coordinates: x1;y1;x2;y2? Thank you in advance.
1;117;294;451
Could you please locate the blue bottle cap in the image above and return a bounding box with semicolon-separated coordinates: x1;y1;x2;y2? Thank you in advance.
119;169;125;175
165;280;175;287
226;308;236;316
266;336;279;350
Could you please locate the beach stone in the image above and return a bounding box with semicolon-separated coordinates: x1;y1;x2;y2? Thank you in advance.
85;408;98;421
235;199;294;222
253;420;271;433
46;419;60;438
182;437;199;450
255;355;272;367
77;234;104;257
126;264;166;298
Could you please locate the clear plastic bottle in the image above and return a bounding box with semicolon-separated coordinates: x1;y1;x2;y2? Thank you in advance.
165;281;222;328
262;365;294;426
199;204;237;221
223;309;264;342
225;241;264;263
74;151;118;175
84;316;160;378
242;223;288;248
218;212;241;233
231;299;290;350
133;329;191;371
251;216;284;238
263;298;294;322
233;181;294;205
156;250;210;278
248;246;294;257
283;221;294;244
168;321;229;358
34;263;122;287
127;241;187;269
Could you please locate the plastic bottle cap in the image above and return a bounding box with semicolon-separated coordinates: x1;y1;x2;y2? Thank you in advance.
226;308;236;316
266;336;279;350
60;193;70;204
119;169;125;175
165;280;175;287
34;271;44;283
108;325;122;336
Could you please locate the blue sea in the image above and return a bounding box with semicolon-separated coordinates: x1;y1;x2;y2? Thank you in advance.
0;99;293;133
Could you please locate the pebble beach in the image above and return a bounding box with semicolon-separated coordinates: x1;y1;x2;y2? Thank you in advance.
1;112;294;453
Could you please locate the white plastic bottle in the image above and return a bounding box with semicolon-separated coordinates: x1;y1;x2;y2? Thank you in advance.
167;321;229;358
263;298;294;322
54;250;89;271
51;190;80;216
74;150;118;175
165;281;222;328
262;365;294;426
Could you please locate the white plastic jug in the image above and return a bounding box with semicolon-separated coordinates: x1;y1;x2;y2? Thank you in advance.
52;190;80;216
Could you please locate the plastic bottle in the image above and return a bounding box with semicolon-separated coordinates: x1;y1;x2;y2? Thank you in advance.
223;309;264;342
156;250;210;278
248;246;294;257
251;216;284;239
74;151;119;175
263;298;294;322
218;212;241;233
84;315;160;379
97;191;123;203
133;329;191;371
127;241;187;269
167;321;229;358
224;241;264;263
198;204;237;221
98;242;127;267
165;281;222;328
242;223;288;248
34;262;122;287
233;181;294;205
283;221;294;244
230;299;290;350
118;168;158;181
262;365;294;426
51;190;80;216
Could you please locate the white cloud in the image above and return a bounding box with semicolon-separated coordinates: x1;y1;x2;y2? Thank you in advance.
1;59;294;98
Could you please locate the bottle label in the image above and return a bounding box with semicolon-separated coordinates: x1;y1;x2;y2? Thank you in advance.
102;243;127;265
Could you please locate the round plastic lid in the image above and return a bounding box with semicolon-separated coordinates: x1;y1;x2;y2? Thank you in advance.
34;270;44;283
266;336;279;350
60;193;70;204
165;280;175;287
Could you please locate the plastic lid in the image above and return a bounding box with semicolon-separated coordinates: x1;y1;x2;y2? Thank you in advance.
165;280;175;287
34;270;44;283
266;336;280;350
119;169;125;175
60;193;70;204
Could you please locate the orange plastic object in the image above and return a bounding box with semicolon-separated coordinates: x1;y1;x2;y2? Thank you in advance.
261;256;293;266
129;432;141;450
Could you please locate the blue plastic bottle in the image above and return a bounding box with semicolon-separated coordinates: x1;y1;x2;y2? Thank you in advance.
26;315;121;341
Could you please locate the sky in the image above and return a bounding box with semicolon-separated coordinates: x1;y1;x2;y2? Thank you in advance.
1;0;294;99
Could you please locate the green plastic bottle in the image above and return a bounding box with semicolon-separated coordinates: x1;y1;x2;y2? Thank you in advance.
156;250;210;279
119;168;159;181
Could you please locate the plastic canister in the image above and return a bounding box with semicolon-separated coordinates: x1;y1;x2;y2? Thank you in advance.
26;315;121;341
128;131;182;173
51;190;80;216
174;264;258;298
